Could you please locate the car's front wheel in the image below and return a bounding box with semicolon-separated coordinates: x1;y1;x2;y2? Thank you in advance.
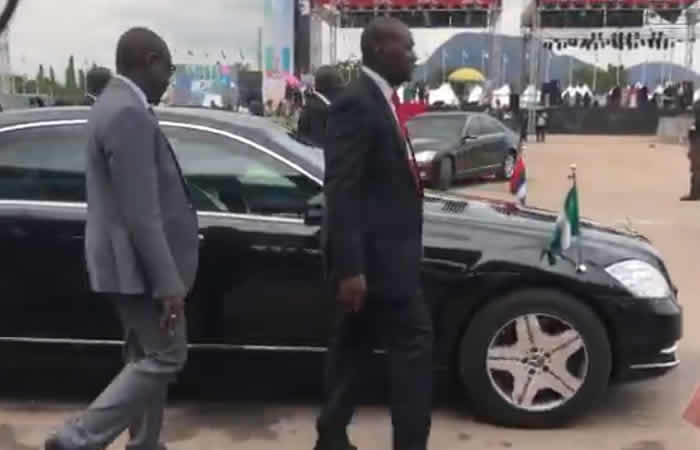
458;288;611;428
436;157;453;191
499;151;517;180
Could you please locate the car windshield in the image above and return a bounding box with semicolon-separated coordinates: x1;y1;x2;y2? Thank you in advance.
406;116;466;140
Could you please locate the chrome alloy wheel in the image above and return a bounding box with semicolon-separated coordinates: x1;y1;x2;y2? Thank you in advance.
503;153;516;179
486;313;588;412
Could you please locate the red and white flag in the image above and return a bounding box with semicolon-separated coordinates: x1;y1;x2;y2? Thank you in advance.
509;153;527;205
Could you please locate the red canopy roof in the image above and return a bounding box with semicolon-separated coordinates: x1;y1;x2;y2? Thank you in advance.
314;0;499;9
538;0;692;7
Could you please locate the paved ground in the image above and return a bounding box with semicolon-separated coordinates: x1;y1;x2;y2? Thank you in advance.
1;135;700;449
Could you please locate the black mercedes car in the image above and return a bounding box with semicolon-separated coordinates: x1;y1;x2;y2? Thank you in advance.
407;111;522;190
0;107;681;428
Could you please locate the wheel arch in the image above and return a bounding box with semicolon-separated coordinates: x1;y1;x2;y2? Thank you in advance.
439;275;620;380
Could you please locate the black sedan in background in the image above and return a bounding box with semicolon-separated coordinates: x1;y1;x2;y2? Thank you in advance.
407;111;522;190
0;107;681;428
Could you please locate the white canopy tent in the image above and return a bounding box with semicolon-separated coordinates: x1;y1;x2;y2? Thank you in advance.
428;83;459;106
491;84;511;109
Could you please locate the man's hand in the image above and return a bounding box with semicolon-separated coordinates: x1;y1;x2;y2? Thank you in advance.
160;295;186;334
338;274;367;313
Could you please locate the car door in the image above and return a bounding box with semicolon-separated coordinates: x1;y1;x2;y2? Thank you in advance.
0;121;121;342
460;115;488;174
480;116;508;168
161;123;331;348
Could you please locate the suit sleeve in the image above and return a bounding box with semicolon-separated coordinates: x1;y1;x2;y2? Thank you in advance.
297;106;311;138
102;106;186;299
324;95;371;280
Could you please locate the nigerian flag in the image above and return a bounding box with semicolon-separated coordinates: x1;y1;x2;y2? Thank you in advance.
549;185;580;254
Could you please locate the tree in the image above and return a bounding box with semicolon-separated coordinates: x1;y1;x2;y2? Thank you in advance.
24;79;37;93
37;65;45;93
11;75;24;93
65;55;77;89
49;66;57;89
78;69;86;92
572;64;625;94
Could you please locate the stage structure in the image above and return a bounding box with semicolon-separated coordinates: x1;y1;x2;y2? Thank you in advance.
310;0;502;83
521;0;698;132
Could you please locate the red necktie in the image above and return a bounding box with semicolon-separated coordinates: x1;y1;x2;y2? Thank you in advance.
391;91;423;197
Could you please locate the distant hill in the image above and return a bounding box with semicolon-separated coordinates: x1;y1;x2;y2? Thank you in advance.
412;31;698;90
624;62;700;86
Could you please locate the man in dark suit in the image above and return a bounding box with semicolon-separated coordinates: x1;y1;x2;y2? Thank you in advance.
297;65;344;148
45;27;198;450
315;17;433;450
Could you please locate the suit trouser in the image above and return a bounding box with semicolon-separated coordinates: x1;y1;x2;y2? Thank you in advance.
54;294;187;450
316;292;434;450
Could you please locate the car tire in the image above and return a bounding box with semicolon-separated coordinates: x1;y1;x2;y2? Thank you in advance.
499;151;517;180
457;288;612;428
437;157;453;191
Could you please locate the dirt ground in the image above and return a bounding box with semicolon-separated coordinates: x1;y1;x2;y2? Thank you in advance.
2;135;700;449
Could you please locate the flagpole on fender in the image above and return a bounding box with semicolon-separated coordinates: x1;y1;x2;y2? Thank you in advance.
569;164;586;273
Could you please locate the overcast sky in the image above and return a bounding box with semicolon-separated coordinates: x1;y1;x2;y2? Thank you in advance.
9;0;265;80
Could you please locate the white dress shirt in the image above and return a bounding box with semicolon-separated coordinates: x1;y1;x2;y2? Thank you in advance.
114;74;149;109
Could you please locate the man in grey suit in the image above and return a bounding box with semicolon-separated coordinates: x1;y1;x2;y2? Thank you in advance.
45;27;198;450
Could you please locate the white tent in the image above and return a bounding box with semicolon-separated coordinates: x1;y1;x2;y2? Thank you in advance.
491;84;511;109
520;84;541;108
428;83;458;105
467;84;484;104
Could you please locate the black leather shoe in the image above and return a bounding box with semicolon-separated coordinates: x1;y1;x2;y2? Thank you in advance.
44;435;73;450
314;445;357;450
313;441;357;450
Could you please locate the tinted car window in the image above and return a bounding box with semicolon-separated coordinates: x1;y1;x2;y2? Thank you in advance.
406;116;466;140
481;117;503;134
466;116;483;136
163;126;321;218
0;124;87;203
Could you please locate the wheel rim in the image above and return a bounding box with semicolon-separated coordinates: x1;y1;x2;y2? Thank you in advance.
485;313;588;412
503;154;516;178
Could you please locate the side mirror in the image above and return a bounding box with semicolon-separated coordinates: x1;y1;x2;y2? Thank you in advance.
304;192;325;226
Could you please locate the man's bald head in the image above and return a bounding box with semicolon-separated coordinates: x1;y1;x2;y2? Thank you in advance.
360;17;406;66
360;17;415;86
114;27;173;105
116;27;167;74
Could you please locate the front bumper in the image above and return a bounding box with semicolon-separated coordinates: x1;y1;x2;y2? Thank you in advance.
606;295;682;382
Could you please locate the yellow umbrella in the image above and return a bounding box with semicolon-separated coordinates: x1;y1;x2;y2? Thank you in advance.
448;67;485;83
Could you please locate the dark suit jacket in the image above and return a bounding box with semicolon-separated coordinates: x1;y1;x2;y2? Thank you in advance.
297;92;331;148
322;73;423;301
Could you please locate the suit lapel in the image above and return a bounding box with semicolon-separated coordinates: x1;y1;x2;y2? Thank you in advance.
360;74;405;153
360;74;421;193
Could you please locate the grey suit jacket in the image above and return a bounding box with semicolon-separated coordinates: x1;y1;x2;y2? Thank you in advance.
84;77;199;299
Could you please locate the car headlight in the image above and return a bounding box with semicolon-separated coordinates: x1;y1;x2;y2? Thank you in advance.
414;151;437;164
605;259;671;298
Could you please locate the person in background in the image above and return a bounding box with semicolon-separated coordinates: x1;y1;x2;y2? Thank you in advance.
536;110;548;142
249;98;264;117
83;66;112;105
682;100;700;201
297;65;344;148
45;27;197;450
315;17;433;450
